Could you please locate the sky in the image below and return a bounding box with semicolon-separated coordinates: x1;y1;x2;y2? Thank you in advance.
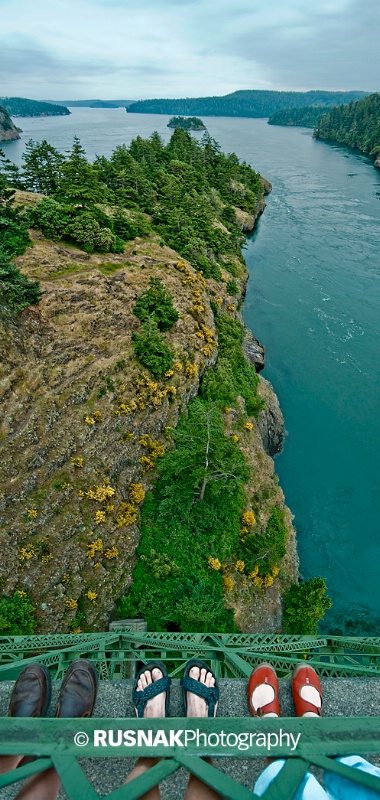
0;0;379;101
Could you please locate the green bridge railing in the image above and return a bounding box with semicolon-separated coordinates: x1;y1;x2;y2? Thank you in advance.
1;632;380;799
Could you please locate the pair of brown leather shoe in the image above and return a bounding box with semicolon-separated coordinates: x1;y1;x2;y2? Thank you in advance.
7;659;98;718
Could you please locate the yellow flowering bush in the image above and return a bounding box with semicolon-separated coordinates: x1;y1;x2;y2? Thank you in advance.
116;502;138;528
16;590;27;598
264;574;274;588
216;298;223;306
85;483;116;503
70;457;83;468
222;576;234;594
86;538;103;558
84;416;95;425
104;546;119;559
232;435;239;443
242;510;256;527
235;560;245;572
208;556;222;571
271;566;280;578
174;362;183;372
185;363;198;378
164;369;174;377
245;421;254;431
92;411;102;422
253;576;264;588
129;483;146;504
26;509;38;518
248;566;259;579
227;304;236;312
94;510;106;525
65;598;78;610
19;546;35;561
224;407;231;414
87;590;97;602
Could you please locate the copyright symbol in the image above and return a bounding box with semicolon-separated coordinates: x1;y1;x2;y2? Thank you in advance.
74;732;89;747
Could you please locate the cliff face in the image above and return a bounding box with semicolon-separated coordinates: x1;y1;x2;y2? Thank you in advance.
0;105;21;141
0;202;298;634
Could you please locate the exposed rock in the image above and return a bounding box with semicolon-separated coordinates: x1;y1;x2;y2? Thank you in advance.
0;105;21;141
375;153;380;169
242;328;265;372
257;376;285;456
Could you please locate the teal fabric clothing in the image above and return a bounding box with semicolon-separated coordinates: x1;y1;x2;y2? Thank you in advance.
254;756;380;798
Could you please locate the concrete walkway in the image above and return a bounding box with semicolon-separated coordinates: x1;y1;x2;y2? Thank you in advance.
1;678;380;799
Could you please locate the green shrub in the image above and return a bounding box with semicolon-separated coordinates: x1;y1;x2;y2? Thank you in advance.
283;577;332;635
0;591;36;635
133;277;179;331
226;278;239;295
116;400;249;631
132;320;174;377
28;197;71;240
241;507;288;575
0;252;42;314
201;313;263;416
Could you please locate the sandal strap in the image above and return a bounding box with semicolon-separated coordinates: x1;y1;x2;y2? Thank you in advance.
133;676;171;718
180;676;219;717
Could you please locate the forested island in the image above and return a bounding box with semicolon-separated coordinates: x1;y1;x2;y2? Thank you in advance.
167;115;206;130
0;104;21;141
0;97;70;117
49;99;133;108
127;89;368;118
268;106;327;128
315;93;380;167
0;129;331;636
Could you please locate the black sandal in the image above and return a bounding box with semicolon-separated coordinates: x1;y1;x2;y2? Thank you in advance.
132;661;171;719
180;659;219;718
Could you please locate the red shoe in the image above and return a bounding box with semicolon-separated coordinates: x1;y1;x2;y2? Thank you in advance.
248;663;281;717
292;664;323;717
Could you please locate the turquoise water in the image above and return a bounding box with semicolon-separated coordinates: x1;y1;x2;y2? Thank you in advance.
3;110;380;632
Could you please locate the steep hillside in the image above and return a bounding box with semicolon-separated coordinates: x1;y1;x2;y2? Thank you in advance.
0;224;297;633
0;104;21;141
1;97;70;117
1;130;326;637
127;90;368;118
315;93;380;167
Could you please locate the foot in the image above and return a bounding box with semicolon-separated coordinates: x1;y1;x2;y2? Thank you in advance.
7;663;51;718
135;667;166;718
55;659;98;718
292;664;322;718
186;666;218;718
248;663;280;718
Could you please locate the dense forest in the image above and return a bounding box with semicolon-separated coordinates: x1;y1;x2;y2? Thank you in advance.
167;116;206;130
0;130;263;275
0;97;70;117
128;89;368;118
49;99;133;108
315;93;380;163
268;106;327;128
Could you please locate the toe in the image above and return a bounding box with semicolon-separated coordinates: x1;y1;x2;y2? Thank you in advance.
206;672;215;687
189;666;200;681
139;672;147;690
152;668;163;682
145;670;152;685
200;668;207;684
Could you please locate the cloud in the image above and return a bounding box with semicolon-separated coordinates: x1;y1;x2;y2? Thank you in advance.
0;0;379;99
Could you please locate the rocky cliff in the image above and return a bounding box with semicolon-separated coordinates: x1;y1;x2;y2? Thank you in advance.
0;105;21;141
0;197;298;634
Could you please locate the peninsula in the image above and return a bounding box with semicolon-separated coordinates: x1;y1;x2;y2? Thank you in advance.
0;104;21;141
0;97;70;117
0;130;330;638
315;92;380;168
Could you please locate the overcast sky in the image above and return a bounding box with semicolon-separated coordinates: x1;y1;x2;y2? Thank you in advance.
1;0;379;101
